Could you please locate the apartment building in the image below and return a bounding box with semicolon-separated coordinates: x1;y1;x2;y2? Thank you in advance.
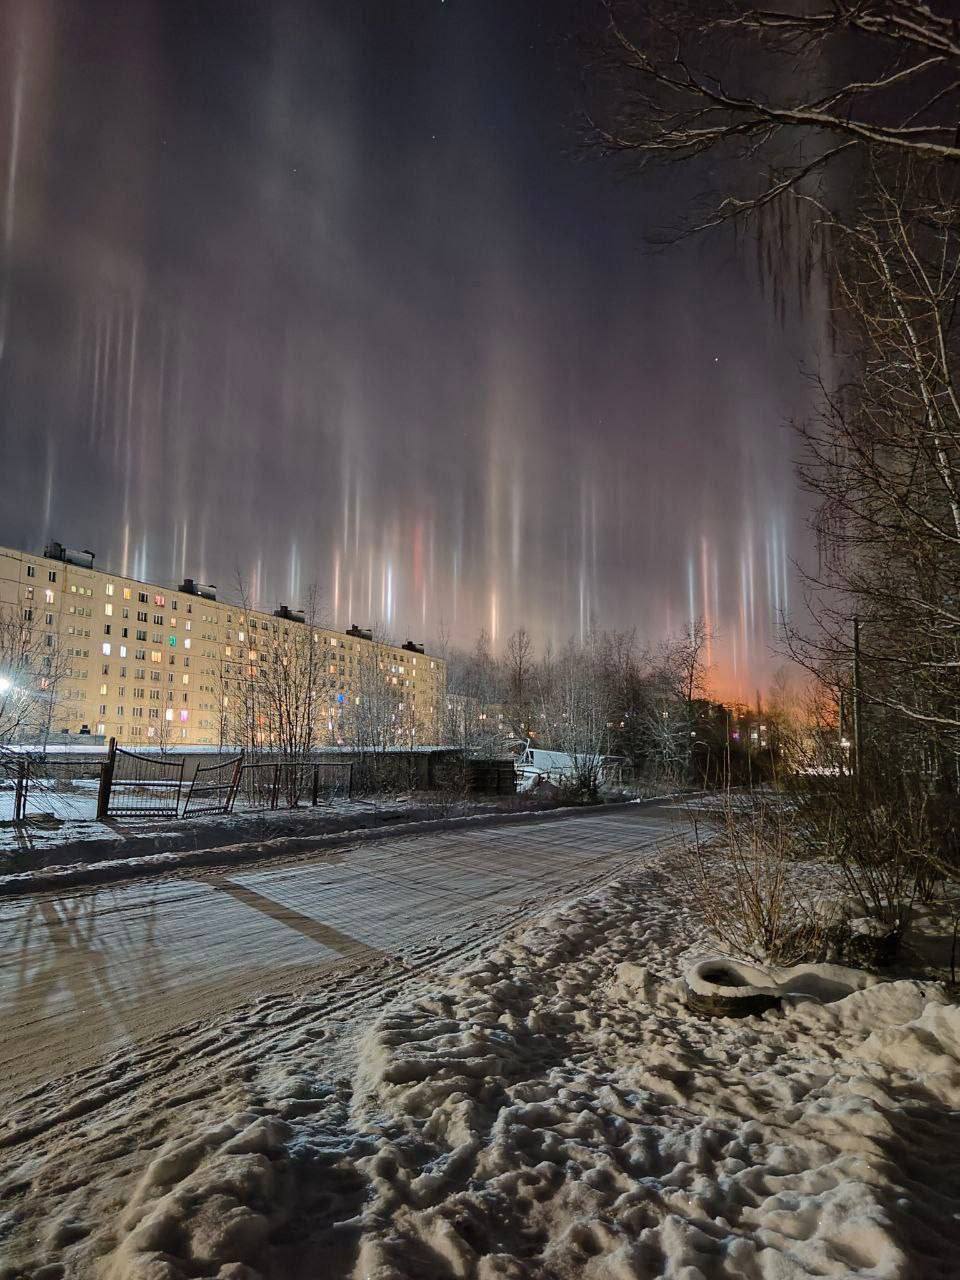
0;542;446;748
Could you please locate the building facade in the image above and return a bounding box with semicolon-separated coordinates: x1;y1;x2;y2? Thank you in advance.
0;542;446;748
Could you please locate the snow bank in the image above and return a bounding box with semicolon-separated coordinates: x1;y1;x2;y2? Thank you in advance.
40;867;960;1278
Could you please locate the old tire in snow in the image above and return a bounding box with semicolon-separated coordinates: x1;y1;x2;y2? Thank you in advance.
684;958;781;1018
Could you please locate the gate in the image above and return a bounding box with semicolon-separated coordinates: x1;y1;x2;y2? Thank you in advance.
182;753;244;817
98;739;184;819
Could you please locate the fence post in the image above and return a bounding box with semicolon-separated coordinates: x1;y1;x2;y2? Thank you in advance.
347;761;353;800
225;751;244;814
271;762;281;810
97;737;117;820
311;762;320;807
13;757;27;822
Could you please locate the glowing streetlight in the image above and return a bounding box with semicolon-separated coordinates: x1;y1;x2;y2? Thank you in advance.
0;676;13;696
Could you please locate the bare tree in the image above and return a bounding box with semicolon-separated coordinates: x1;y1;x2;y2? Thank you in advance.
588;1;960;232
504;628;534;739
443;629;505;753
257;588;330;804
534;635;613;798
642;619;712;783
790;164;960;782
0;604;67;792
585;0;960;917
346;624;404;790
0;606;64;748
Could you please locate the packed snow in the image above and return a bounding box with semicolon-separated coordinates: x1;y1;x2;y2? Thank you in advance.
2;851;959;1279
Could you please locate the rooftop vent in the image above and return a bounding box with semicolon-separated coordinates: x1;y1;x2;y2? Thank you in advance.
273;604;305;624
179;578;217;600
43;541;95;570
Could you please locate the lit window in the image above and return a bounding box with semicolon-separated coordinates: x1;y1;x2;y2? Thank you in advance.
123;588;131;600
151;651;162;664
224;645;231;657
96;722;105;735
119;645;127;658
45;589;55;604
106;584;114;596
165;708;173;721
105;603;113;616
238;631;245;642
184;638;191;650
169;635;176;646
100;683;108;696
155;594;165;606
102;642;111;656
179;709;188;722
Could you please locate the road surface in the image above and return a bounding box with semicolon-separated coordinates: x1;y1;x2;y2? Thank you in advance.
0;803;688;1096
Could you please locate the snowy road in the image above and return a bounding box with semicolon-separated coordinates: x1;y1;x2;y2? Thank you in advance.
0;803;684;1094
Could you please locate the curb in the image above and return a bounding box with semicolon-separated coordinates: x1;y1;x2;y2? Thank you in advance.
0;793;692;898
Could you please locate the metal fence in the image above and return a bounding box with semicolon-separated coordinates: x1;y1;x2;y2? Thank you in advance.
2;742;469;830
312;761;353;803
3;751;107;823
99;742;185;819
236;760;280;812
182;754;244;817
235;760;353;812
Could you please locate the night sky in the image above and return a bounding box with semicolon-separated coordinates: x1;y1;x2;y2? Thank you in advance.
0;0;819;694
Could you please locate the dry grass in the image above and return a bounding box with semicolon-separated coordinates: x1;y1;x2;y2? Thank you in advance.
678;795;829;966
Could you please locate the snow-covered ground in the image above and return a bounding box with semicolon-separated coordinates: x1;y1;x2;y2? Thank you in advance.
2;829;958;1279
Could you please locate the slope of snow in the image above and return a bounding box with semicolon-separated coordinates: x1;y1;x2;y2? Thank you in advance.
5;852;960;1279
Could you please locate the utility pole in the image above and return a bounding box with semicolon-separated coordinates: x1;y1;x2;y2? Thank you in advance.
852;616;863;784
838;688;845;778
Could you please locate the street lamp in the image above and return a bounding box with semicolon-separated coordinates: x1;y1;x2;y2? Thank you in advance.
0;676;13;696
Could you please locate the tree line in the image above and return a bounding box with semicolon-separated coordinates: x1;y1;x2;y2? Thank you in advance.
441;620;793;796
